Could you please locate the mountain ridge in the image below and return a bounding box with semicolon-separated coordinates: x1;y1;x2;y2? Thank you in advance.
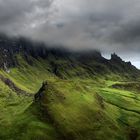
0;35;139;81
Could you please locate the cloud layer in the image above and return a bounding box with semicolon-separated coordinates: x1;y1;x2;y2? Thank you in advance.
0;0;140;66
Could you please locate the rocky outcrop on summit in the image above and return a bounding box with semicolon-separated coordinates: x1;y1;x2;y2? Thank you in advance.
108;53;137;76
111;53;123;62
35;82;48;101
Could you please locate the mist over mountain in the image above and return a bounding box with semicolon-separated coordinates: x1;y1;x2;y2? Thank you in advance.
0;34;138;80
0;0;140;67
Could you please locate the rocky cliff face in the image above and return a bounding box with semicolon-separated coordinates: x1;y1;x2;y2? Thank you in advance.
0;40;17;69
0;34;139;79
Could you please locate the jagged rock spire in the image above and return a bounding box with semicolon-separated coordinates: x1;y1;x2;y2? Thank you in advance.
111;53;122;62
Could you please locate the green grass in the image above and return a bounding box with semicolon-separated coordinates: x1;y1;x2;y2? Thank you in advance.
0;55;56;93
0;55;140;139
35;80;140;140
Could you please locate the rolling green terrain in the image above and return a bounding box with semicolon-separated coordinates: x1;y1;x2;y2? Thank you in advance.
0;53;140;140
0;36;140;139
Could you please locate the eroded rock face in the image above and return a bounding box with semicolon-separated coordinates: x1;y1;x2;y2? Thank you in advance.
35;81;48;101
0;47;16;69
0;35;49;69
0;36;19;69
111;53;123;62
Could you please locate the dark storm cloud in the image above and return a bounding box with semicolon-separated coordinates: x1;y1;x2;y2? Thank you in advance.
1;0;140;67
110;20;140;44
0;0;54;33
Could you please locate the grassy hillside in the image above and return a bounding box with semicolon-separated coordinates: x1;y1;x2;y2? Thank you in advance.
0;54;140;139
34;80;140;140
0;54;56;93
0;79;32;139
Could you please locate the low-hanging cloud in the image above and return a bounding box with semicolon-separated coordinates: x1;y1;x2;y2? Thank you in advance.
1;0;140;66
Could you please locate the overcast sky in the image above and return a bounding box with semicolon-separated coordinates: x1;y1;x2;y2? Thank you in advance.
0;0;140;68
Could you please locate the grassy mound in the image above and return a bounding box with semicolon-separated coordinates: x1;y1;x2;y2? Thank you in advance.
34;80;140;140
